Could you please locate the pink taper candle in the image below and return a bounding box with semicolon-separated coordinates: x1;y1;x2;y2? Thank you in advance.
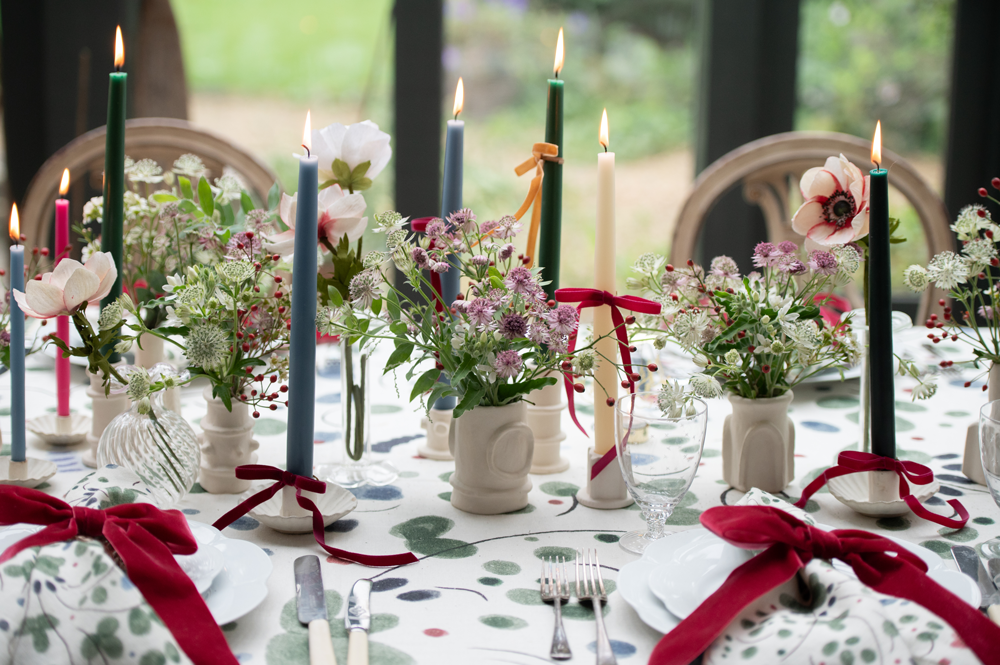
55;169;70;416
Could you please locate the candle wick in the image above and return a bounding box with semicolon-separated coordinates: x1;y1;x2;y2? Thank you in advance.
301;144;311;158
115;64;122;73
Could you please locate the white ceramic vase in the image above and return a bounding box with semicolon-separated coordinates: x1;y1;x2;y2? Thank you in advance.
132;333;165;369
722;391;795;493
81;367;130;468
448;401;534;514
197;387;259;493
964;363;999;485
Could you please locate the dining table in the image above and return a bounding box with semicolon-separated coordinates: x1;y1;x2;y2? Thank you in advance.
4;325;998;665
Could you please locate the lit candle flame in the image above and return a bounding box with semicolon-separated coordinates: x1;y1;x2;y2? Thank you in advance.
599;108;609;151
59;169;70;197
302;111;311;154
871;120;882;168
453;78;464;118
9;204;19;244
114;26;124;70
554;27;564;77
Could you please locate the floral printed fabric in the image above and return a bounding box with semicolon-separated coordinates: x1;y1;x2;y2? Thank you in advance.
0;468;192;665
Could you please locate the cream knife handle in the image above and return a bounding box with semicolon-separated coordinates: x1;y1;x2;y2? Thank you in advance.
308;619;337;665
347;629;368;665
988;604;1000;626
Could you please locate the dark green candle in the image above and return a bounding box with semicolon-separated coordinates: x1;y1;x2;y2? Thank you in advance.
868;121;895;459
538;28;564;300
101;26;126;308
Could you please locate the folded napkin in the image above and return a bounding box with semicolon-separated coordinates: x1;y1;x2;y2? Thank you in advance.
0;467;235;665
648;505;1000;665
735;487;816;525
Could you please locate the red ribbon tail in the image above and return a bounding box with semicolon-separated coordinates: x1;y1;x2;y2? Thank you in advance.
106;523;238;665
212;480;284;531
903;495;969;529
590;447;618;481
563;371;588;437
295;491;418;567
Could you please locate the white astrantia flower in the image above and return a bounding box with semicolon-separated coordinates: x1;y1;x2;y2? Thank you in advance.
927;251;969;291
903;265;931;292
911;379;937;401
657;380;688;418
349;269;380;310
723;349;741;366
572;350;598;377
672;309;709;348
689;374;723;399
172;153;208;178
98;300;123;331
830;244;861;275
963;237;997;273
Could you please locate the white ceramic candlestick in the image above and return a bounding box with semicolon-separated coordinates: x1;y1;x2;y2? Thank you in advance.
418;408;453;460
82;367;129;468
577;447;632;509
527;376;569;474
247;482;357;534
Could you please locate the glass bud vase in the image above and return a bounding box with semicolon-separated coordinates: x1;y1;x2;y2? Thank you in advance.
320;339;397;488
97;391;200;506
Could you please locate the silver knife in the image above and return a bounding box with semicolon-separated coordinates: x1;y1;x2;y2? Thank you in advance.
346;579;372;665
294;555;337;665
951;546;1000;626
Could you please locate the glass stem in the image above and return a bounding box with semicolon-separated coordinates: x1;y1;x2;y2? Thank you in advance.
644;508;667;540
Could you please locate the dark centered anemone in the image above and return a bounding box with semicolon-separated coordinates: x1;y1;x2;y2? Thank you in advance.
822;190;857;228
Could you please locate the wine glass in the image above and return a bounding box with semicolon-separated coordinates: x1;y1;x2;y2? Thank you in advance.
615;391;708;554
979;400;1000;557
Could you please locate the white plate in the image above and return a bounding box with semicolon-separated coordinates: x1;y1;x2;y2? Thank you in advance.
175;522;227;595
646;525;976;621
617;543;684;634
0;518;271;625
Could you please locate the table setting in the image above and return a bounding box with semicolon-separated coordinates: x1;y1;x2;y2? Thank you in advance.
1;22;1000;665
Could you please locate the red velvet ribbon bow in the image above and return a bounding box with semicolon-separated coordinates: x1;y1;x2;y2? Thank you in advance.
410;216;445;312
212;465;419;567
0;485;237;665
649;505;1000;665
554;288;661;479
793;451;969;529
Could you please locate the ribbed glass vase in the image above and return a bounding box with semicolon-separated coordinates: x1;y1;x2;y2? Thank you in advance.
97;391;200;506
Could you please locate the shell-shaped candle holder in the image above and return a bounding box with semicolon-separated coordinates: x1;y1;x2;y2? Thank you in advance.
0;457;58;488
26;414;91;445
248;481;358;534
828;471;939;517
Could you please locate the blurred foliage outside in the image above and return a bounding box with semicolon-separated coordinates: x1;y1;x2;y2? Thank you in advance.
173;0;953;293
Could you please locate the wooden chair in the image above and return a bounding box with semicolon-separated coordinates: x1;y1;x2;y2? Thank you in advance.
669;131;953;321
18;117;280;256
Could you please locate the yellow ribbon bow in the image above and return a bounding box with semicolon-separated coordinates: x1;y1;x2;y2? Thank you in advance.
513;142;561;268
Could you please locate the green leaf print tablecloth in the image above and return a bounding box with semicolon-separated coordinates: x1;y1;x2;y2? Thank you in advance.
3;335;998;665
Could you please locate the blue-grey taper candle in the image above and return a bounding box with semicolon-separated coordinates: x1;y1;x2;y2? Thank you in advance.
435;118;464;410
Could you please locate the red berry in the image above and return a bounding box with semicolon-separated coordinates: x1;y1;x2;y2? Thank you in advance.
939;299;946;306
456;293;465;300
748;345;756;352
278;306;286;314
270;404;277;411
240;394;248;401
547;300;555;308
280;385;288;393
629;373;641;382
952;335;958;341
993;177;1000;189
930;314;937;321
255;374;264;382
254;286;261;292
625;316;636;325
978;208;988;218
980;188;989;197
670;294;679;301
245;231;254;239
620;380;629;388
251;390;258;396
274;291;283;299
606;397;615;407
253;411;260;418
647;363;658;372
245;366;253;374
989;230;996;239
242;343;250;352
965;381;972;388
665;264;674;272
573;383;585;393
984;385;990;392
561;361;573;371
762;365;771;373
435;361;444;370
274;276;282;283
31;248;38;255
686;259;694;266
272;254;280;262
629;345;637;353
40;248;49;256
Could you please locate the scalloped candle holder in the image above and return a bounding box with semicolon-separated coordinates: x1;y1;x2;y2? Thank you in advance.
0;457;58;488
26;413;90;445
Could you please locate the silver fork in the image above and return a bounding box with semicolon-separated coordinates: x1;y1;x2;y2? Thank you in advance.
576;549;616;665
541;557;572;660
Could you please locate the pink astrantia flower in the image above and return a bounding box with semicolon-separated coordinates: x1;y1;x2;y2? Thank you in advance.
792;154;870;246
267;186;368;256
494;349;523;379
13;252;117;318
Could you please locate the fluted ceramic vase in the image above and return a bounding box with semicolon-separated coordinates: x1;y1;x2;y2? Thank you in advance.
97;392;200;506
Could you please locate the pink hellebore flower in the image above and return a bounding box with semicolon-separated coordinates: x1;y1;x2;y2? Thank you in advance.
791;154;870;246
13;252;117;318
267;186;368;256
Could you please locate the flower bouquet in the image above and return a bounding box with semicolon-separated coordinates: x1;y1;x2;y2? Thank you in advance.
317;207;597;512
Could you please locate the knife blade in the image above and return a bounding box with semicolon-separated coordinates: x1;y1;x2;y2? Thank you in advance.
346;578;372;665
951;546;1000;608
294;556;337;665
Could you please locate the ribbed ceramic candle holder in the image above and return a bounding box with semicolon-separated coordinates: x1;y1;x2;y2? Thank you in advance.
577;447;632;509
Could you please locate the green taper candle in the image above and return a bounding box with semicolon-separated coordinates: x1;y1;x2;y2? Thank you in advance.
868;121;895;459
101;26;126;309
538;28;564;300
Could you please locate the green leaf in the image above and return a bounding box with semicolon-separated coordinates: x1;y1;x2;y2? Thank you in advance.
384;342;414;372
328;284;344;307
220;202;235;227
351;177;373;192
197;177;214;216
350;160;371;180
498;376;557;402
371;298;382;317
240;191;255;213
267;182;281;210
152;193;178;203
451;354;477;384
453;382;487;419
386;290;400;322
389;321;408;337
410;368;441;402
332;159;353;184
425;381;455;407
178;200;198;214
318;179;338;190
179;176;193;200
